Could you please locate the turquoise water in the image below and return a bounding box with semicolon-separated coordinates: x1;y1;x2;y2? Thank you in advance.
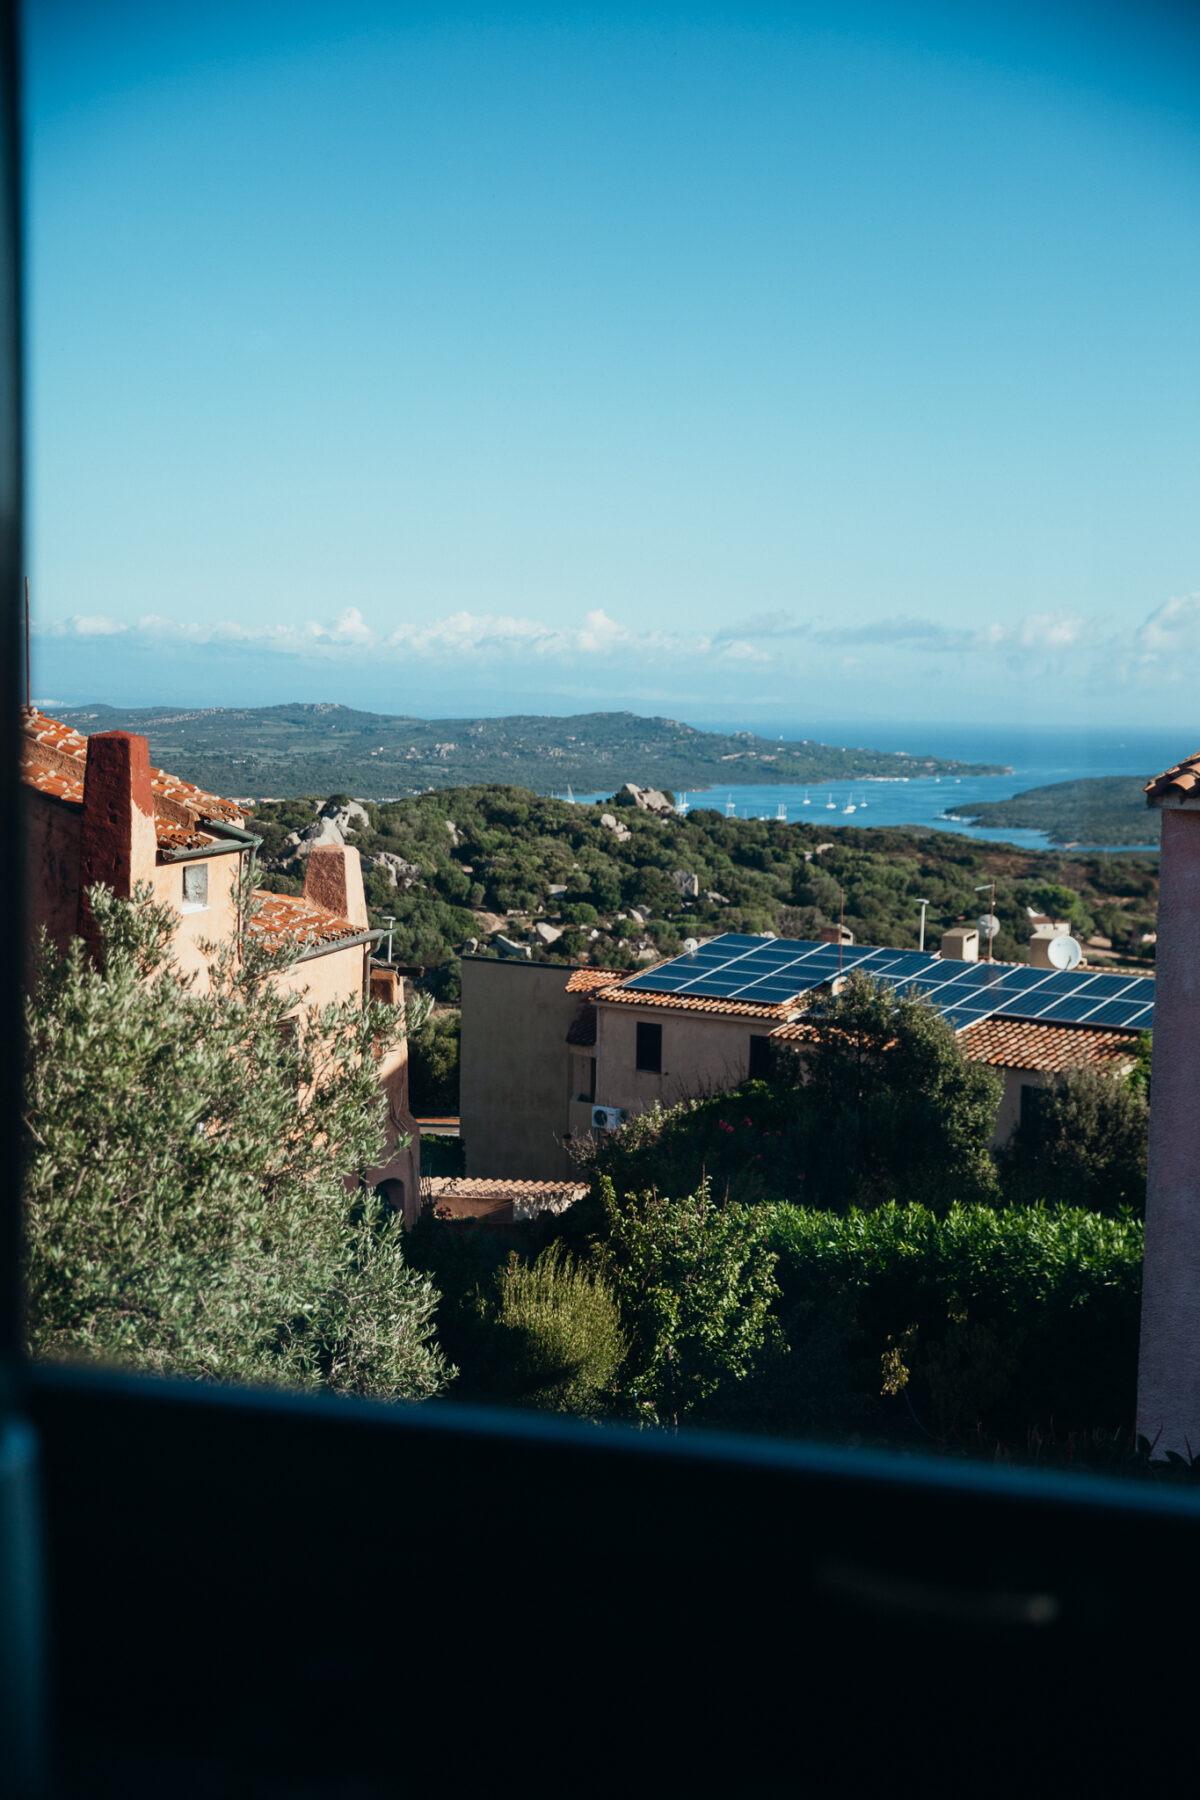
566;724;1181;853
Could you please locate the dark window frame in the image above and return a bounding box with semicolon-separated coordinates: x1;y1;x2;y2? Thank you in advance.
635;1019;663;1072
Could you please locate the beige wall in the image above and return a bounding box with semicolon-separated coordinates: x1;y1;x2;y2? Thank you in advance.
594;1004;768;1117
149;852;244;988
460;957;580;1181
990;1065;1052;1147
273;941;367;1010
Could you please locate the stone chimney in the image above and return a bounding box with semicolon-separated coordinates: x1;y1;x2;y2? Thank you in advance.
77;731;158;958
303;843;368;929
1137;753;1200;1456
940;926;978;961
819;924;853;946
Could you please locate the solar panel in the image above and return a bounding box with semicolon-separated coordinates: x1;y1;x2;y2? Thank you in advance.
971;965;1055;993
943;1004;998;1031
1079;998;1154;1029
1034;994;1125;1025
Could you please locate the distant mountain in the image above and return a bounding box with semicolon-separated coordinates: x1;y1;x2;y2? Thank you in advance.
55;702;1006;800
957;775;1159;848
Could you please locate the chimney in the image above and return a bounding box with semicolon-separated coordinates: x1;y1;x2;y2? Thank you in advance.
1028;920;1070;969
940;926;979;961
77;731;158;957
819;924;853;946
303;843;368;929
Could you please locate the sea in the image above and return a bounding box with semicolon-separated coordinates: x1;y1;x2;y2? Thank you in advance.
569;723;1191;855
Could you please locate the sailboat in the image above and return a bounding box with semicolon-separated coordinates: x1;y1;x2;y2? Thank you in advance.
825;794;837;809
565;783;575;805
802;789;811;806
676;792;690;816
776;802;787;822
725;794;736;817
842;794;857;815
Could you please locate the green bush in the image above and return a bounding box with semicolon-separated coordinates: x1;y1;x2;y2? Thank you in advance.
760;1201;1143;1435
477;1243;626;1413
408;1011;461;1114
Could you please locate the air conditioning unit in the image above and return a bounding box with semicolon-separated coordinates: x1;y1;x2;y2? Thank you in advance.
591;1105;624;1131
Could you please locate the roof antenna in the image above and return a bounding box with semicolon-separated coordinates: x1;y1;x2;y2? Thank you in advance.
838;887;845;979
23;574;30;710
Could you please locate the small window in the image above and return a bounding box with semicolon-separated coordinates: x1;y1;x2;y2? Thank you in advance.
748;1034;772;1080
181;863;209;911
635;1021;662;1073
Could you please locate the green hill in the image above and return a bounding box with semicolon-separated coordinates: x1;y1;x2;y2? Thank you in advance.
957;775;1158;848
55;702;1004;800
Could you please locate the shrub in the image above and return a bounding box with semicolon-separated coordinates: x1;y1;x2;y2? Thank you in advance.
760;1201;1143;1434
478;1243;626;1413
1000;1066;1148;1215
408;1011;461;1113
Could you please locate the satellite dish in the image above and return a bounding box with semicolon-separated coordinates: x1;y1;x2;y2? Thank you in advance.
977;914;1001;939
683;937;699;955
1048;934;1083;971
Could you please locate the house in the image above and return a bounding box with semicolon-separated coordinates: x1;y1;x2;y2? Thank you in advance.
460;930;1151;1179
21;711;420;1222
1137;751;1200;1456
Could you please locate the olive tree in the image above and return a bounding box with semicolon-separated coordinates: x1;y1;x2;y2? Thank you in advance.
23;880;450;1400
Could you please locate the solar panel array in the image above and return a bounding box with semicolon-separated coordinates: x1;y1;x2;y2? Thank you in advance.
620;934;1155;1033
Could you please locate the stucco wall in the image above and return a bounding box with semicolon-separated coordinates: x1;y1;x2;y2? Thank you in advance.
460;957;579;1181
273;941;367;1011
989;1065;1051;1148
149;852;244;989
594;1004;764;1117
25;790;81;951
1137;805;1200;1455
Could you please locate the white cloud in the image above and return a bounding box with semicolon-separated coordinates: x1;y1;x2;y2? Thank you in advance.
1018;611;1087;652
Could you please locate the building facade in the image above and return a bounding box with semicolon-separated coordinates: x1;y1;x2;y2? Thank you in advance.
22;711;420;1222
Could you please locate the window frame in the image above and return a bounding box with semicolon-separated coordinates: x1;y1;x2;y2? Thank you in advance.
635;1019;663;1073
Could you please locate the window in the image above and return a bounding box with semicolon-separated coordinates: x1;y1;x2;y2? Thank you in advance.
1020;1082;1049;1133
635;1021;662;1073
181;863;209;911
748;1034;772;1080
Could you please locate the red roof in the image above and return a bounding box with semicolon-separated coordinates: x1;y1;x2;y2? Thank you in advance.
249;891;365;953
594;982;794;1020
955;1016;1140;1072
1146;753;1200;805
565;967;625;993
20;710;243;842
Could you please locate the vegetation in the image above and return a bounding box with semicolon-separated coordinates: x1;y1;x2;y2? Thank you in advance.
958;775;1159;848
999;1065;1149;1215
24;882;450;1400
470;1243;626;1413
57;701;1002;798
248;785;1160;991
408;1010;461;1114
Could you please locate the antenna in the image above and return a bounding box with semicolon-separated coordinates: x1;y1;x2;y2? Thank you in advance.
974;882;996;962
23;574;30;710
915;898;929;954
1048;934;1083;971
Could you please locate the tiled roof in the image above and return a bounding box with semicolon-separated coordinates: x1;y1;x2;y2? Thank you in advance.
424;1178;587;1202
156;824;217;852
249;891;365;953
565;967;625;992
21;710;243;828
955;1016;1140;1072
593;982;794;1020
1146;753;1200;804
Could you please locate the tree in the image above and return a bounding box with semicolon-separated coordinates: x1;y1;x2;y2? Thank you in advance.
593;1178;781;1424
407;1010;461;1113
791;971;1003;1211
999;1065;1149;1215
24;881;450;1400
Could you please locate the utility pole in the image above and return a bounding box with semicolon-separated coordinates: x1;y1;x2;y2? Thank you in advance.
383;915;395;964
838;887;845;979
915;897;929;954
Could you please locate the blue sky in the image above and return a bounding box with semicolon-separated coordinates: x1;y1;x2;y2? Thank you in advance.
23;1;1200;736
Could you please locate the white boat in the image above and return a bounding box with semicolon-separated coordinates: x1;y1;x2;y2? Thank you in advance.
825;796;837;810
565;783;575;805
676;792;690;816
725;794;736;817
776;802;787;821
842;795;856;814
802;790;811;806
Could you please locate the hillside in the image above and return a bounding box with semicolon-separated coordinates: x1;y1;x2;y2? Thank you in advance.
56;702;1005;799
957;775;1159;848
250;785;1158;996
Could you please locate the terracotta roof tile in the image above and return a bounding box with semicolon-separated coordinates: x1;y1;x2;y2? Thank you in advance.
20;710;243;825
248;890;365;952
1146;753;1200;804
424;1178;587;1202
21;753;84;806
955;1016;1140;1072
565;967;625;992
594;983;794;1019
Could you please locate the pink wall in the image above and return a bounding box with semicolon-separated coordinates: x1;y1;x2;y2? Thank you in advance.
149;853;244;990
25;791;81;952
1137;806;1200;1455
